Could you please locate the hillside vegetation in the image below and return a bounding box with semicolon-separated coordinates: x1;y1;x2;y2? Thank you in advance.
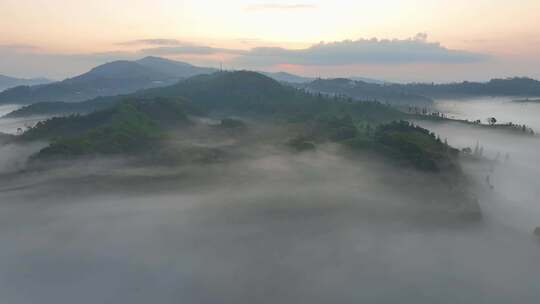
15;71;461;172
24;98;189;159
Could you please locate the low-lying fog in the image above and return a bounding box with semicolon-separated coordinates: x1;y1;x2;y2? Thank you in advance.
0;104;48;135
418;97;540;233
1;99;540;303
435;97;540;130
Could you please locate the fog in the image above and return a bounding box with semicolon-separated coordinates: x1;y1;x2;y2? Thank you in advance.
1;109;540;303
434;97;540;130
416;97;540;234
0;104;49;135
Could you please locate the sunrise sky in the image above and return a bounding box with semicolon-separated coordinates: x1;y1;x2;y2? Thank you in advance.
1;0;539;82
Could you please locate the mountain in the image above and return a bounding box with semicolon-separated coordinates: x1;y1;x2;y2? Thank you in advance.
23;97;191;158
139;71;296;111
0;61;177;104
3;99;115;118
260;72;386;84
15;70;474;190
350;76;388;85
135;71;406;122
0;56;319;105
5;70;482;227
136;56;217;78
262;76;540;102
20;72;434;167
297;78;433;105
399;77;540;98
261;71;313;83
0;75;52;92
5;71;407;120
0;57;218;105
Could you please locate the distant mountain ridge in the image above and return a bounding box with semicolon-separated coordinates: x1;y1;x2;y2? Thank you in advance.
3;55;539;108
261;71;313;83
399;77;540;98
5;71;402;119
297;78;433;105
295;76;540;105
0;57;217;105
137;56;217;78
0;56;385;105
260;72;386;85
0;75;52;92
15;70;471;176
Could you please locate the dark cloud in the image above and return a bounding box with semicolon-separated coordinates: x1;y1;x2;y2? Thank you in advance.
135;34;487;66
117;39;184;46
232;34;489;66
0;44;39;51
246;3;318;11
139;45;244;56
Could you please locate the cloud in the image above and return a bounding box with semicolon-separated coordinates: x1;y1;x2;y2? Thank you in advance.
117;39;245;56
134;34;487;66
232;34;489;66
246;3;318;11
0;44;39;51
117;39;184;46
0;34;495;81
139;45;244;56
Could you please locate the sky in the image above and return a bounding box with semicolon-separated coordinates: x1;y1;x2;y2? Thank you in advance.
1;0;539;82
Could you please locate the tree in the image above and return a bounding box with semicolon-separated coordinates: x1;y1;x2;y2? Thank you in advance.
487;117;497;125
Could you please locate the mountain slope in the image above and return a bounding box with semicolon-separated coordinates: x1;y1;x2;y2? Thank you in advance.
298;78;433;105
21;71;405;153
13;70;479;186
3;99;116;118
400;77;540;98
261;71;313;83
0;57;217;105
137;56;217;78
0;75;52;92
139;71;302;113
136;71;405;121
0;61;177;104
6;71;406;122
0;56;393;105
23;97;191;158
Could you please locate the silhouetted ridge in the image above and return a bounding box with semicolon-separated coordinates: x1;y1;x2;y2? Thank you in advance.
401;77;540;97
136;56;217;78
66;61;167;82
0;75;52;91
0;57;216;104
299;78;433;105
139;71;297;113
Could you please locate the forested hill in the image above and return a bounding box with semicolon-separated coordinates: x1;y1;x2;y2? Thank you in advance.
0;57;216;104
398;77;540;98
5;71;407;120
0;57;315;106
0;74;52;92
296;78;433;105
13;70;466;175
295;77;540;103
135;71;406;121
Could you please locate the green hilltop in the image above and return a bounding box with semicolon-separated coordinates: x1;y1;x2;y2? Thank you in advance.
17;71;457;171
